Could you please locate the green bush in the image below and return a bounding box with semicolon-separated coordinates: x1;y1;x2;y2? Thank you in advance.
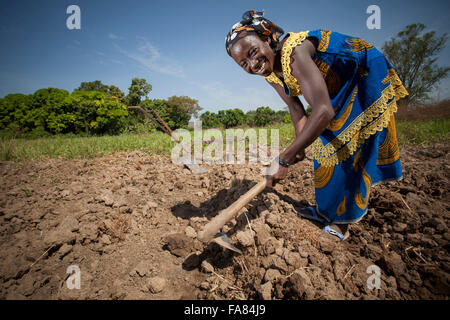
71;91;128;134
200;107;289;129
0;89;129;136
254;106;275;126
217;109;246;128
0;75;201;136
0;94;33;131
201;111;223;129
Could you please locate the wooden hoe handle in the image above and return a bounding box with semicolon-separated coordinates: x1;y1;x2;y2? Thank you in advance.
197;179;267;243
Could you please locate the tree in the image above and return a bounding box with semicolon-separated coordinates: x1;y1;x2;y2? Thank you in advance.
383;23;449;106
245;110;256;126
200;111;223;129
31;88;73;133
0;94;33;131
138;98;190;131
145;99;170;124
274;110;290;123
74;81;125;101
126;78;152;106
75;80;108;93
166;102;191;129
167;95;203;119
254;106;275;126
217;109;246;128
71;91;127;134
107;85;125;101
0;89;75;134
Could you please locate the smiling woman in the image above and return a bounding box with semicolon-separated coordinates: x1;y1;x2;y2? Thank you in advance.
225;10;409;240
232;35;275;76
225;11;284;77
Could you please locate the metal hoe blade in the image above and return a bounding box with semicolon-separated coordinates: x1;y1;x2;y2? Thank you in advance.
183;162;206;174
212;232;242;254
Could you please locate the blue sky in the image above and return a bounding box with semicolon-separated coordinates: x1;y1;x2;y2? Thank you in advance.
1;0;449;115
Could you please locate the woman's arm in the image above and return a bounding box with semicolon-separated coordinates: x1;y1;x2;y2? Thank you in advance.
279;39;335;164
267;81;308;138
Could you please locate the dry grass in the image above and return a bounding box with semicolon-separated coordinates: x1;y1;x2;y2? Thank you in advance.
396;99;450;121
98;213;130;241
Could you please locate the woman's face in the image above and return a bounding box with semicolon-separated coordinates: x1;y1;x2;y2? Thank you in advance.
230;34;275;77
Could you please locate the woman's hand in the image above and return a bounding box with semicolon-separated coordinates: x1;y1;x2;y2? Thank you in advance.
266;149;306;188
265;157;288;188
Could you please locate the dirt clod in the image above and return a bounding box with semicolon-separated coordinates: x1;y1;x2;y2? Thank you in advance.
259;282;273;300
147;276;166;294
164;233;193;258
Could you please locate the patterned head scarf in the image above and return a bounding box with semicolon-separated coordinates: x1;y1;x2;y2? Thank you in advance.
225;10;284;56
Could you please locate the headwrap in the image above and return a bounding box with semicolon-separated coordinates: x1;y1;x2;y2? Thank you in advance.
225;10;284;56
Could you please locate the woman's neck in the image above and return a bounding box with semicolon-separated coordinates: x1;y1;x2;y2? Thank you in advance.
273;33;290;77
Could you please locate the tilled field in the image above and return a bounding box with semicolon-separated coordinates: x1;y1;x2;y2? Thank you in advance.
0;143;449;300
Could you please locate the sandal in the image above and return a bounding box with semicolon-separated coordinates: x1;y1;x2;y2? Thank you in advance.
297;207;350;241
296;206;327;224
324;225;349;241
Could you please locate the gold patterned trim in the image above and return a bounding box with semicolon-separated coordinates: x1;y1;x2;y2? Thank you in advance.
313;59;330;77
314;83;396;158
281;31;309;96
355;168;372;209
314;164;335;189
318;30;332;52
337;195;347;216
346;38;374;53
312;82;400;167
326;85;358;131
377;114;400;165
388;69;409;100
354;154;372;210
264;72;283;87
352;150;362;170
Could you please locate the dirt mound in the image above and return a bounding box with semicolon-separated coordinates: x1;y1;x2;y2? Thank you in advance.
0;145;449;300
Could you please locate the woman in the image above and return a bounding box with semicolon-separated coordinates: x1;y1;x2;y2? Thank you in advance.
225;10;408;240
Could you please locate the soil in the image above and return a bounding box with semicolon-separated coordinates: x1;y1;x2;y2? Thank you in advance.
0;143;449;300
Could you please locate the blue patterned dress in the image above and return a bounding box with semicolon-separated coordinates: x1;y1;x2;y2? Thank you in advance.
265;30;408;224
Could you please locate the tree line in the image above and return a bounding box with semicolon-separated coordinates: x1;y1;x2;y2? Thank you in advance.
200;107;300;129
0;78;292;136
0;78;204;136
